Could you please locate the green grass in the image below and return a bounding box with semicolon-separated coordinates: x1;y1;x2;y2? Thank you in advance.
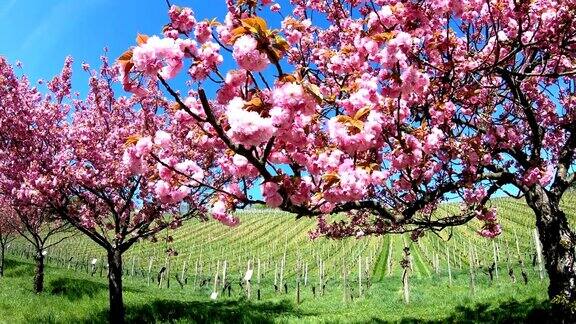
2;194;574;323
0;258;553;323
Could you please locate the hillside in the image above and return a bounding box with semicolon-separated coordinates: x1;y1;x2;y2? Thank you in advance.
10;194;576;286
3;194;574;322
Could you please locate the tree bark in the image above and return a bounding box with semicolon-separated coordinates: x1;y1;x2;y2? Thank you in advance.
33;252;45;293
0;243;5;277
107;248;125;324
525;186;576;323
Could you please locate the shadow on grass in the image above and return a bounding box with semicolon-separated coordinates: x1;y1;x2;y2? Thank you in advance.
372;297;551;324
47;277;108;300
79;299;310;324
3;259;36;278
30;298;311;323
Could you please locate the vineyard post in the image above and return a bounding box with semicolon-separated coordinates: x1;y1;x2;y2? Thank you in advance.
514;228;521;260
146;257;153;286
365;256;371;290
342;258;347;303
468;244;476;295
181;260;187;284
386;237;393;276
403;236;413;272
435;239;440;274
473;245;480;268
193;258;198;289
304;262;308;286
130;256;136;278
67;250;73;270
320;259;324;296
513;229;530;284
257;258;261;285
401;247;410;304
532;229;544;281
446;244;452;286
274;261;278;292
245;259;252;300
222;260;227;292
280;252;286;293
159;257;167;288
166;256;171;289
358;255;362;296
212;260;220;300
100;256;105;277
504;238;514;282
492;240;499;280
199;253;203;283
296;261;301;305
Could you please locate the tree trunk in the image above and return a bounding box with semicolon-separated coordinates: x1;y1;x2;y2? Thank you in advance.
107;249;125;324
525;186;576;322
0;243;5;277
33;252;45;293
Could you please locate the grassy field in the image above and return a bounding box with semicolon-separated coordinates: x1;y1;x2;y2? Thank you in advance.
0;258;551;323
1;194;574;323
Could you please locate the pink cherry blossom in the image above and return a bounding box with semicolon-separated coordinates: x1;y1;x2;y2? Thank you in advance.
226;97;276;146
232;35;270;72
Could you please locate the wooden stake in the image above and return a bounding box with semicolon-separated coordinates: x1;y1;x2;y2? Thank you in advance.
533;228;544;280
147;257;153;286
319;259;324;296
358;256;362;296
386;237;393;276
446;244;452;286
492;240;499;280
401;247;410;304
274;261;278;292
212;260;220;297
296;262;301;305
222;260;227;290
130;256;136;277
279;254;286;292
342;259;347;303
181;260;187;284
245;260;252;299
193;259;199;289
468;245;476;295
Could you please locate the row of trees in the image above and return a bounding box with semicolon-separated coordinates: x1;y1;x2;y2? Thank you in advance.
1;0;575;322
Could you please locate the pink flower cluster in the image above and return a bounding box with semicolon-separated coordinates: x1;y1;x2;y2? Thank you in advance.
522;166;555;187
187;42;223;81
211;198;240;227
154;180;190;204
132;36;184;79
262;182;283;207
476;208;502;238
225;97;276;146
232;35;270;72
122;136;153;174
168;5;196;33
272;82;317;116
328;110;384;152
479;223;502;238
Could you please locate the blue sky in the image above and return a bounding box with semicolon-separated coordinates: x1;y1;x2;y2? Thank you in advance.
0;0;228;93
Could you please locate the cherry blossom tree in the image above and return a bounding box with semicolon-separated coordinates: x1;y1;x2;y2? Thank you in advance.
121;1;576;320
0;57;75;292
0;53;226;321
40;57;224;322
